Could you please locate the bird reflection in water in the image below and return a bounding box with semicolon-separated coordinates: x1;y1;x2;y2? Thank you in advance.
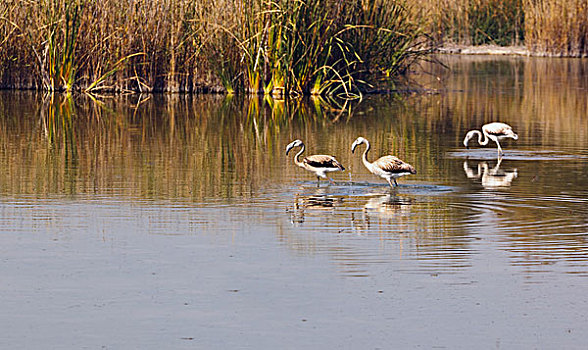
364;193;414;213
288;188;344;225
352;193;414;233
463;157;518;189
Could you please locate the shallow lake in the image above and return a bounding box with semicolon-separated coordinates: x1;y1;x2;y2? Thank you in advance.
1;55;587;348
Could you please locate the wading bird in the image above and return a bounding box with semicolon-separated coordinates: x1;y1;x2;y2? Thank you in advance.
286;139;345;186
463;122;518;155
351;137;416;187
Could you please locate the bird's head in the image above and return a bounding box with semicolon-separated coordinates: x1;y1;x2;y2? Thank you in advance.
286;139;304;155
463;131;477;149
351;137;367;153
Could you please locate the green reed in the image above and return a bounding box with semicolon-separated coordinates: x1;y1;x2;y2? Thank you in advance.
468;0;523;46
240;0;431;97
3;0;85;91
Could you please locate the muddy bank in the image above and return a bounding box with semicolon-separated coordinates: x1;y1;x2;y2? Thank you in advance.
438;44;529;56
438;44;588;57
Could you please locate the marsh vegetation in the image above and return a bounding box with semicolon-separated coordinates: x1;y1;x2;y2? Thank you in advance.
1;0;586;94
415;0;588;56
0;0;431;95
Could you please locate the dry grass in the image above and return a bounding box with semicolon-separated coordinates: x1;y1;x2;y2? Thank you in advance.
411;0;587;56
411;0;524;46
524;0;588;56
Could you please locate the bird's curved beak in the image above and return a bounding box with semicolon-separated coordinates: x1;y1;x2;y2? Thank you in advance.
351;142;357;153
285;144;294;155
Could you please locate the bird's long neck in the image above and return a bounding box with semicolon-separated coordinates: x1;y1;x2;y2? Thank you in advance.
477;130;490;145
361;141;372;169
294;145;305;168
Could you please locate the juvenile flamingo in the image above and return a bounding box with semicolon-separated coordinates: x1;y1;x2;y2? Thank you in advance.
463;122;518;155
351;137;416;187
286;139;345;186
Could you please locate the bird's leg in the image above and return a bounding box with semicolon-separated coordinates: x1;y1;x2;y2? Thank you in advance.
316;176;320;187
394;178;399;187
496;141;503;156
387;178;396;188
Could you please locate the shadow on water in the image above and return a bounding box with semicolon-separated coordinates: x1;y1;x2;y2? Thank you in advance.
358;193;415;225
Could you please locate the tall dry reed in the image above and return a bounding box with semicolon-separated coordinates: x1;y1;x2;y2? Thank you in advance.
412;0;524;46
524;0;588;57
412;0;587;56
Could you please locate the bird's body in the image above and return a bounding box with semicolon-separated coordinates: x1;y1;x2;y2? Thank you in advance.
351;137;416;187
463;122;518;155
286;139;345;186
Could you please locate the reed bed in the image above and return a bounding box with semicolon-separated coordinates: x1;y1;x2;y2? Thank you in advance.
524;0;588;57
2;0;587;95
412;0;588;56
0;0;431;95
413;0;524;46
1;0;212;92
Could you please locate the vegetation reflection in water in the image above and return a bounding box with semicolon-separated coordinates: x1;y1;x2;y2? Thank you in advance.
0;92;430;199
0;55;587;278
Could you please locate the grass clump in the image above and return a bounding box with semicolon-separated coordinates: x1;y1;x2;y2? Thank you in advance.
192;0;433;97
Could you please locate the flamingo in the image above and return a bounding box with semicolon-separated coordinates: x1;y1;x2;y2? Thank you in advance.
351;137;416;187
286;139;345;186
463;122;518;155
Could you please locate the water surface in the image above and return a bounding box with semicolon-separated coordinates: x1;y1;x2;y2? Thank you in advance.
1;56;588;348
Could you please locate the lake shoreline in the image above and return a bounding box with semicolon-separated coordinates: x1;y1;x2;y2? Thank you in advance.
0;46;582;93
437;44;588;58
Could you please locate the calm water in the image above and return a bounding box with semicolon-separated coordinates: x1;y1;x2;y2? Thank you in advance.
1;56;588;349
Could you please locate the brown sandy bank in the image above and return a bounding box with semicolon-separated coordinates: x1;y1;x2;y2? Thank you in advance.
437;44;587;57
